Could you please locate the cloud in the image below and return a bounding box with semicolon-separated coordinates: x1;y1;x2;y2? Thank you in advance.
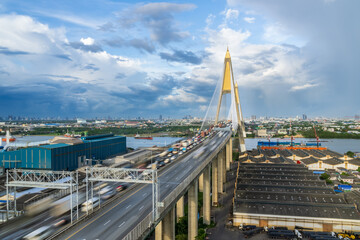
225;9;239;20
117;3;196;45
105;37;155;53
68;41;102;52
290;83;319;91
0;12;211;118
160;88;207;104
0;46;30;55
98;22;116;32
0;14;67;54
244;17;255;23
206;14;216;26
82;64;99;71
159;50;202;65
80;37;95;46
31;9;99;28
226;0;360;116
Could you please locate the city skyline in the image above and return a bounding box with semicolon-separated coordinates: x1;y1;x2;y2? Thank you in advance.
0;0;359;118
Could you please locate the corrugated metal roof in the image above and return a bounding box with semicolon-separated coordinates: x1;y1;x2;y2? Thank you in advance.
83;135;125;143
39;143;69;149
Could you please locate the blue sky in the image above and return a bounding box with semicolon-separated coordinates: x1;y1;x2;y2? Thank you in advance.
0;0;359;119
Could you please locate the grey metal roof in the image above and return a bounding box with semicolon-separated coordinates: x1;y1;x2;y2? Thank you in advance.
234;159;360;221
323;158;344;165
301;157;319;165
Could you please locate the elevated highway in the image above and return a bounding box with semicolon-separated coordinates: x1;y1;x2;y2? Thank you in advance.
52;130;233;240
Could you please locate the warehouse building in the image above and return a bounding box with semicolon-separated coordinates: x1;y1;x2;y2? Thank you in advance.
0;134;126;171
233;162;360;232
240;147;359;171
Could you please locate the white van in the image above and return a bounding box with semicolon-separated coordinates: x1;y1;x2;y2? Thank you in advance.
81;197;100;212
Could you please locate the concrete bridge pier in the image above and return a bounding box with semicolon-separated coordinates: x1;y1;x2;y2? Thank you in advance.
199;173;203;192
217;151;224;193
222;149;226;184
155;208;175;240
203;165;211;225
176;196;184;222
229;138;233;163
155;221;162;240
188;180;198;240
211;159;218;206
226;141;231;170
163;208;175;240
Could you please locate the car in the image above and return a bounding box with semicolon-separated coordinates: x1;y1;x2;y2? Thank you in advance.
164;158;170;164
170;156;176;161
101;190;116;200
23;225;54;240
178;151;183;155
116;184;128;192
53;216;70;227
158;161;165;168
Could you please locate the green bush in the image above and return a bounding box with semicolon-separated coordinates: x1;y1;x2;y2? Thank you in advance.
233;151;239;161
346;151;355;158
325;179;333;184
320;173;330;180
196;228;206;240
176;216;188;236
176;234;187;240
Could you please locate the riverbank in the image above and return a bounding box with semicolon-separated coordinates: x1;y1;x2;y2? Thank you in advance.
244;137;360;154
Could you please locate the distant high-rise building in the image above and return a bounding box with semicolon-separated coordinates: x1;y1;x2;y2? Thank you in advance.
251;115;256;120
302;114;307;120
355;115;360;120
159;115;162;121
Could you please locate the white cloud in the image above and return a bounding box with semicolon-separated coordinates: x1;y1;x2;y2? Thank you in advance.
225;9;239;20
290;83;319;91
263;23;307;47
0;14;142;90
244;17;255;23
80;37;95;46
32;9;100;28
161;89;206;104
206;14;215;26
0;14;67;54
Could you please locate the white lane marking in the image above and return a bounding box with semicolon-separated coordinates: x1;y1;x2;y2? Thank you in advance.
126;204;132;209
119;221;125;228
139;205;144;211
142;193;147;196
166;184;169;187
43;217;51;222
104;220;111;226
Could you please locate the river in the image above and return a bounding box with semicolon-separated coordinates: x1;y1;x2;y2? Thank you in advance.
2;135;359;154
245;138;360;154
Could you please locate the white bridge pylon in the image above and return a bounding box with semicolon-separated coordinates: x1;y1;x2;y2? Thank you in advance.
86;167;159;221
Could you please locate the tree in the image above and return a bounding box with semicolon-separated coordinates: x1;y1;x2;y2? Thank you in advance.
196;228;206;240
320;173;330;180
346;151;355;158
326;179;333;185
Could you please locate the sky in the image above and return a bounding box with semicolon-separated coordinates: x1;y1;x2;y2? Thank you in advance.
0;0;359;119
